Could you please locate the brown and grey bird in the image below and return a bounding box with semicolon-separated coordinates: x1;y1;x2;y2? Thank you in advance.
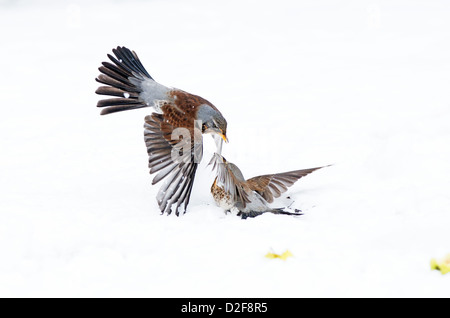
95;46;228;216
210;153;327;219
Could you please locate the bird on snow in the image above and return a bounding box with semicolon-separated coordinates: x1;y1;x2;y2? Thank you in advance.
95;46;228;216
209;153;328;219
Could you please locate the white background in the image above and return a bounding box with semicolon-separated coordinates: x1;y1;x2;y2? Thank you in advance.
1;0;449;297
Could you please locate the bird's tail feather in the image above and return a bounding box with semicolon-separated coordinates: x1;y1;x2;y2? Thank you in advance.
238;208;303;219
270;208;303;216
95;46;153;115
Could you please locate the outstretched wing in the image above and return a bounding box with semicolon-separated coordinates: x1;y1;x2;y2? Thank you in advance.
144;113;203;216
246;166;326;203
209;153;250;207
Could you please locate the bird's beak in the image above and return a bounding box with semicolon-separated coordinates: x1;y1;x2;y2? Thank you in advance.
220;132;228;143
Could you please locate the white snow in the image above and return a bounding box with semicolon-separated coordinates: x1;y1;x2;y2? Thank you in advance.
1;0;450;297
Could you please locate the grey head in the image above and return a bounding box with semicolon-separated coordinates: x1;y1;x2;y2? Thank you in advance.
196;105;228;143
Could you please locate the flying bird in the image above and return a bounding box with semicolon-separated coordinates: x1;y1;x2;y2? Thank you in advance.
210;153;328;219
95;46;228;216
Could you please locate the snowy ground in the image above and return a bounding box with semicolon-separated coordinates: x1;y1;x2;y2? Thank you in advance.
1;0;450;297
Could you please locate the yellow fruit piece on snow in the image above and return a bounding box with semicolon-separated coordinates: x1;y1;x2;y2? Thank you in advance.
265;250;293;260
430;254;450;274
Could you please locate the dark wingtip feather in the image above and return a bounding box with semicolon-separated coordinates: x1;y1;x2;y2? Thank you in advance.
99;104;147;115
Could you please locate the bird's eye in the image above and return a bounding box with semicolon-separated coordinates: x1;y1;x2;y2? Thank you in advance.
202;123;207;133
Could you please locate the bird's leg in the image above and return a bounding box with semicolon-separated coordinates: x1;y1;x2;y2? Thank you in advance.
286;198;302;213
287;198;295;209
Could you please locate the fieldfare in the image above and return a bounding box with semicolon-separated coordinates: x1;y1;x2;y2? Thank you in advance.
95;46;228;216
210;153;327;219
